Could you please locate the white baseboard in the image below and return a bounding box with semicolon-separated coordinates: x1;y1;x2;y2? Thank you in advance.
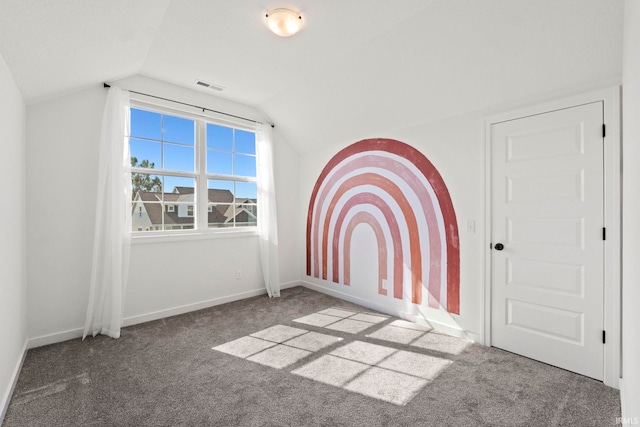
620;378;627;425
280;280;302;290
300;280;480;342
124;282;301;327
398;310;481;342
300;279;399;316
122;287;270;328
27;282;303;349
27;327;84;349
618;378;640;426
1;340;27;425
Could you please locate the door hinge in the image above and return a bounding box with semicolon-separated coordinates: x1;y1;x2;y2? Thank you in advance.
602;124;606;138
602;330;606;344
603;227;606;241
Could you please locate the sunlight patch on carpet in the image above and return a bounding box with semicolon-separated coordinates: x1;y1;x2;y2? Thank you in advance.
211;309;457;406
294;307;389;334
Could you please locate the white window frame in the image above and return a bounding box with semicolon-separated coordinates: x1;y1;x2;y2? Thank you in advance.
129;99;259;241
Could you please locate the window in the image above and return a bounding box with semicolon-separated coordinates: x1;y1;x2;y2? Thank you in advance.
206;123;257;228
128;104;258;234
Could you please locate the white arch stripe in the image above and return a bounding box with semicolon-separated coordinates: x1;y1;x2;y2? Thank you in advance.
337;204;395;295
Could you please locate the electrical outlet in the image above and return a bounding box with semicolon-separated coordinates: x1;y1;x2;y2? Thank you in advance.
235;269;242;280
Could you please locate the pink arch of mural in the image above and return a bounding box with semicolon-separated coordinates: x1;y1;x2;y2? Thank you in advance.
343;211;388;296
313;154;444;308
306;138;460;314
332;193;404;298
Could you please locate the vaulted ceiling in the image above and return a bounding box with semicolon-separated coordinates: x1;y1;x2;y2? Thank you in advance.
0;0;624;152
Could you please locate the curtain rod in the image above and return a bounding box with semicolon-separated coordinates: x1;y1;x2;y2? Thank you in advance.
103;83;274;128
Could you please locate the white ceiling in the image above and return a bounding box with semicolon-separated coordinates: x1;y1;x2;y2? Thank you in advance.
0;0;624;152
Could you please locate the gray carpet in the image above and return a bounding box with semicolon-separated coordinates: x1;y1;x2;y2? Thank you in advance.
3;286;620;426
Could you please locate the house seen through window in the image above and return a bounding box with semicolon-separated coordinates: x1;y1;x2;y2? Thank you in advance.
129;105;258;233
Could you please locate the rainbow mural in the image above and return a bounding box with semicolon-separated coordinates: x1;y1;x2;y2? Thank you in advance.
306;139;460;314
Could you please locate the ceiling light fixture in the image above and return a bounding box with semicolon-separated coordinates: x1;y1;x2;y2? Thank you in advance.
265;8;303;37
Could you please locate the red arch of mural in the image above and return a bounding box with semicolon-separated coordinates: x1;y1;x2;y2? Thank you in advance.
343;211;388;296
306;138;460;314
333;193;404;299
312;153;444;308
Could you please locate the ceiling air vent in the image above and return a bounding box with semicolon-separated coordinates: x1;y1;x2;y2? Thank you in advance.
195;80;224;91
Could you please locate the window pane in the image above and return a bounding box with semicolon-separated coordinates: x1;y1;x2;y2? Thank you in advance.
163;115;194;145
208;204;234;228
131;182;162;232
130;108;162;140
236;181;257;200
163;176;195;196
131;176;196;232
205;180;258;229
132;201;161;232
208;179;235;199
208;179;234;228
130;139;162;169
207;150;232;175
165;203;195;230
164;144;194;172
207;124;233;151
234;154;256;177
131;173;163;198
235;130;256;154
236;201;257;227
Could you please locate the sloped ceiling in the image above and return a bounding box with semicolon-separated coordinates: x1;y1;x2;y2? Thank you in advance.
0;0;623;153
0;0;172;103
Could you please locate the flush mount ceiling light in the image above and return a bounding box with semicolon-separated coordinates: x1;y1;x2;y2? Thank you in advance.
265;8;303;37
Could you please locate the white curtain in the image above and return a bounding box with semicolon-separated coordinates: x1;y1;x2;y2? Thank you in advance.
83;87;132;339
256;123;281;297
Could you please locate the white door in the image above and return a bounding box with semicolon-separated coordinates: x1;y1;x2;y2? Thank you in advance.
490;102;604;380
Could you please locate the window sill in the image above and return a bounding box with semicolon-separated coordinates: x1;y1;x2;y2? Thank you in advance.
131;228;258;245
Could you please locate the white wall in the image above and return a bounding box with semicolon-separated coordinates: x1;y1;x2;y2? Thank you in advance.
26;76;300;343
27;86;106;340
0;52;27;419
272;126;302;285
621;0;640;420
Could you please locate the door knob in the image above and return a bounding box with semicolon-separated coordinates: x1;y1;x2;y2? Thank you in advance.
494;243;504;251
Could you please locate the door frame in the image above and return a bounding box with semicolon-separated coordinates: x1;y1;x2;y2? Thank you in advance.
483;87;621;389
